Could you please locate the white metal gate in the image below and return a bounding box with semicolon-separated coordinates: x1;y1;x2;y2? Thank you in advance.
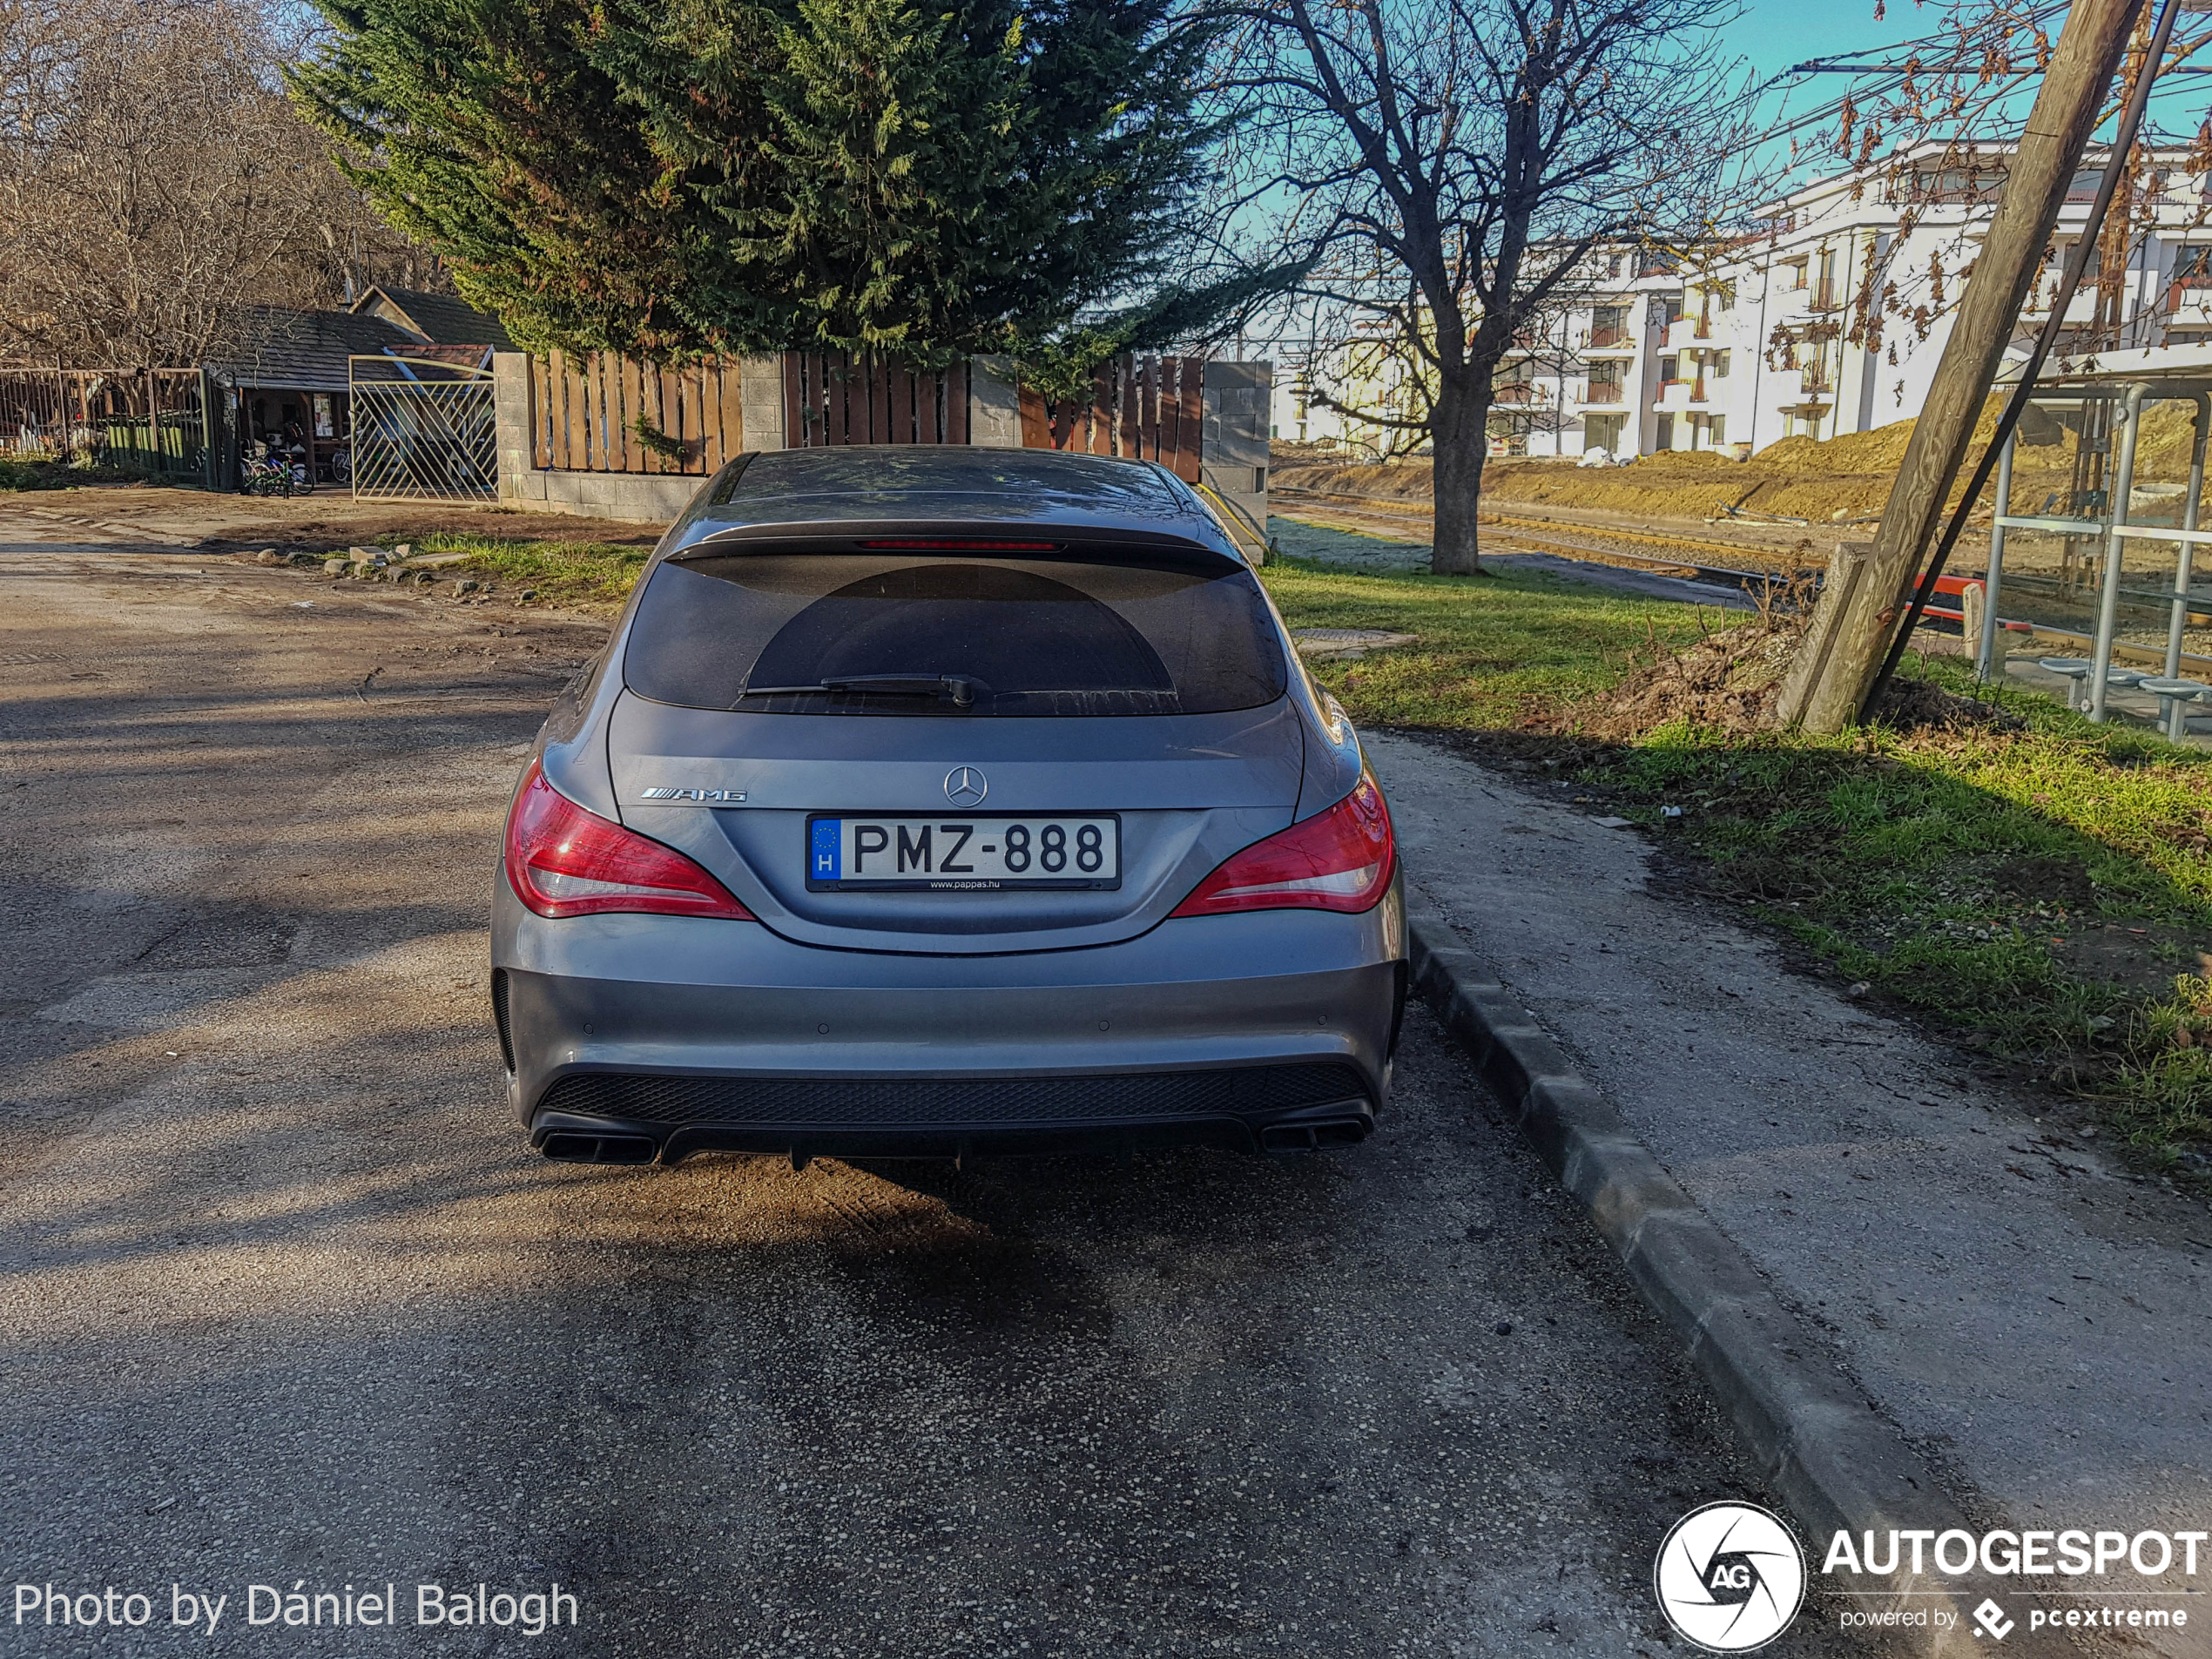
348;355;498;502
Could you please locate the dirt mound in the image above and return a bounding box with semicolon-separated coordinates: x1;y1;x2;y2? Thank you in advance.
1555;617;2022;742
1273;461;1439;502
1864;671;2027;735
1561;621;1797;738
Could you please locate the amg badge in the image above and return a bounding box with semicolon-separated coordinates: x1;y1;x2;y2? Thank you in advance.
638;786;746;803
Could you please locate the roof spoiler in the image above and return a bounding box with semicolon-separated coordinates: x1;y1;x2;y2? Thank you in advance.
670;520;1250;572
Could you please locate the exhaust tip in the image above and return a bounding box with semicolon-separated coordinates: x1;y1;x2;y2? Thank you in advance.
1259;1117;1370;1154
541;1132;658;1165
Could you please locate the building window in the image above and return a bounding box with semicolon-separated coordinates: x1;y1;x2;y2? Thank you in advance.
1659;355;1679;383
1712;351;1730;378
1709;415;1726;446
1656;414;1675;450
2177;246;2212;285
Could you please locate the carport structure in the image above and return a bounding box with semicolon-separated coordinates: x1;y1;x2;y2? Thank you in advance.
1977;341;2212;735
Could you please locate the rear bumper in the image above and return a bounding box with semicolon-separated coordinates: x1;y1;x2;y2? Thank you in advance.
492;883;1406;1163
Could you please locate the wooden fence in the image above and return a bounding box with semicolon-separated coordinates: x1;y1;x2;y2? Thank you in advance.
529;350;745;475
784;353;969;447
1018;354;1203;481
526;349;1209;476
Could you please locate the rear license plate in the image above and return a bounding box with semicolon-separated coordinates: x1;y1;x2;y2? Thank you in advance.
807;815;1120;890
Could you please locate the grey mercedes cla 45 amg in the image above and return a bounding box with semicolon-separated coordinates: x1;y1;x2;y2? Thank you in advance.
491;447;1406;1166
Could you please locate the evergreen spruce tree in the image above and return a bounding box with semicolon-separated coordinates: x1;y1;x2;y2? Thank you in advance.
292;0;1226;359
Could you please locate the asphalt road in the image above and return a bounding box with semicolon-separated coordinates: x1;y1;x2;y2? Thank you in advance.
0;517;1876;1657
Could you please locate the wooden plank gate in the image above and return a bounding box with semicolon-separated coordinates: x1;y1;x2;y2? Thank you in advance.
783;353;969;446
1017;354;1203;481
530;350;745;476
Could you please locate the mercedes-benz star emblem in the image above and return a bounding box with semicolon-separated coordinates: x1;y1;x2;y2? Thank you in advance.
944;766;988;808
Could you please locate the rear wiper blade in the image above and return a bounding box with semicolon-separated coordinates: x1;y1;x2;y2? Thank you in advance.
732;673;989;709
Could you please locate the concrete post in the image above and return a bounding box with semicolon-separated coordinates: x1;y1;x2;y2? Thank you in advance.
491;352;532;502
1975;429;2016;678
2087;382;2146;723
1201;360;1271;531
968;356;1023;447
739;356;786;451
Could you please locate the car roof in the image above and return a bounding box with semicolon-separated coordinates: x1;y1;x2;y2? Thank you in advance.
666;446;1241;559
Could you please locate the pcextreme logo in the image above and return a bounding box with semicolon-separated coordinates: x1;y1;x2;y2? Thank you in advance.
1654;1501;1808;1652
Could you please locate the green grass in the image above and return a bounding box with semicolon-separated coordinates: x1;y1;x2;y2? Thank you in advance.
1261;557;1735;727
0;454;158;490
410;531;653;610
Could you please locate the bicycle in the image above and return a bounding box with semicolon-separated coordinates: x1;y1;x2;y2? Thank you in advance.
240;444;314;497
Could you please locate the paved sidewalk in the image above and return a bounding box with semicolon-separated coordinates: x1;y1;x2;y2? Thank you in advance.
1365;728;2212;1653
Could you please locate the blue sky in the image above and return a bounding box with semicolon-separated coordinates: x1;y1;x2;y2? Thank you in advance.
1722;0;2212;162
1721;0;1928;79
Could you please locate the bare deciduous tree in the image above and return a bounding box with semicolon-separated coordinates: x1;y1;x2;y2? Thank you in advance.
1215;0;1760;572
0;0;440;367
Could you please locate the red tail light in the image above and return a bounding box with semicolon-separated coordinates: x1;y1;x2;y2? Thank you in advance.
1170;773;1395;917
504;761;755;921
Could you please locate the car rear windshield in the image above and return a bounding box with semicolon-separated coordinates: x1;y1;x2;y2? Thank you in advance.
623;552;1289;716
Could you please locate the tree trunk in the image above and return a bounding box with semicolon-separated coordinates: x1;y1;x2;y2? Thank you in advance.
1431;375;1490;576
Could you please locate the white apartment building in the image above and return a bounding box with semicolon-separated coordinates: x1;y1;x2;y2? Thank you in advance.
1275;139;2212;461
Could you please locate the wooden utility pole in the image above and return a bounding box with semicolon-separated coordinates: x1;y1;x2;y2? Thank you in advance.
1774;0;2144;732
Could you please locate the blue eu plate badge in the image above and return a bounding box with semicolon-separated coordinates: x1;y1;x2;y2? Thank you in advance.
811;819;841;881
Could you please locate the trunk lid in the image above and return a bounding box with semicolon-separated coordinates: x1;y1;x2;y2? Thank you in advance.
606;694;1305;954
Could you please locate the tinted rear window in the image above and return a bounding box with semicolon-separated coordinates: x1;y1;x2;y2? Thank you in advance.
624;553;1287;716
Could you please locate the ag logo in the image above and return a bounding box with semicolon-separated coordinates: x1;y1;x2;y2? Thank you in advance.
1654;1501;1806;1652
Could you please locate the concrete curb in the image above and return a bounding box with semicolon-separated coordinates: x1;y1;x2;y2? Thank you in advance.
1406;884;2022;1656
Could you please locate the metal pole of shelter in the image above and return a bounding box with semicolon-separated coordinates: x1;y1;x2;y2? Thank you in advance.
2159;395;2212;738
1977;428;2017;678
2089;381;2148;721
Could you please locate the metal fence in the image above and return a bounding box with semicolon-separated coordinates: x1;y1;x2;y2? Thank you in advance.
348;355;498;502
0;366;205;476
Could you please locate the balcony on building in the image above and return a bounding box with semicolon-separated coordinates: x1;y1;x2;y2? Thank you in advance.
1580;378;1626;407
1584;322;1636;354
1652;378;1692;412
